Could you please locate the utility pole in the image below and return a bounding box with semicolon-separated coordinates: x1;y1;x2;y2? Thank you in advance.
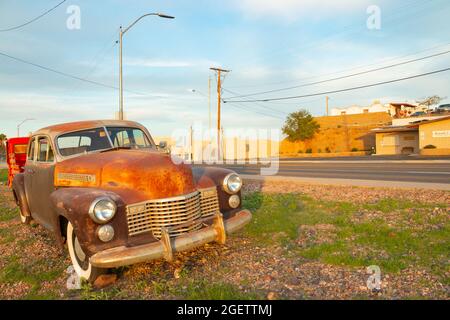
208;76;212;139
210;67;230;160
326;96;329;116
190;125;193;161
119;26;123;120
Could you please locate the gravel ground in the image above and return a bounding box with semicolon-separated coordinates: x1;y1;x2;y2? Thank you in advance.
243;180;450;204
0;183;448;300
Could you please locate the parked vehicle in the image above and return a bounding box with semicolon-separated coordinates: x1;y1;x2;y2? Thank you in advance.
12;120;252;282
5;137;30;187
431;104;450;114
437;104;450;112
410;111;427;117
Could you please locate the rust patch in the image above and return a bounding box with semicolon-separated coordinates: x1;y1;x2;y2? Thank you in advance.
55;149;197;203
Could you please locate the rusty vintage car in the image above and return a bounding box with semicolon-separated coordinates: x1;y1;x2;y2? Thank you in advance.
12;120;252;282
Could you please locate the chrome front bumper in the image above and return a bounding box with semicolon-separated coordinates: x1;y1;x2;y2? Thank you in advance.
90;210;252;268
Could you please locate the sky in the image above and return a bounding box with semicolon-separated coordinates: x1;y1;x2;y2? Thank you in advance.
0;0;449;138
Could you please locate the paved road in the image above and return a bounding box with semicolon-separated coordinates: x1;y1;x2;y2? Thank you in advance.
280;155;450;161
203;161;450;184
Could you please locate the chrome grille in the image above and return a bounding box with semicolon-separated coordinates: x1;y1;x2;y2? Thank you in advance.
200;187;220;218
126;191;202;239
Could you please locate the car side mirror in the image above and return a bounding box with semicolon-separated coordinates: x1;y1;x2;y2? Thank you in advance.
158;141;167;150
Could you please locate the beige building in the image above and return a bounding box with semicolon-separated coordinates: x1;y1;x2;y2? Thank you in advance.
374;127;419;155
419;116;450;155
374;116;450;155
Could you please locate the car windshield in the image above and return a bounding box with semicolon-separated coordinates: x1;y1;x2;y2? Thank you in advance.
57;128;112;157
56;127;153;157
106;127;152;149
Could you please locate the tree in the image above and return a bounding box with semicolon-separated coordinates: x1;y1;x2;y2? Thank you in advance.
0;133;6;155
282;110;320;142
417;95;446;109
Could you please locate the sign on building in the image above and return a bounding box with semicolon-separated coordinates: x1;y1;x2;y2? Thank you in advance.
432;130;450;138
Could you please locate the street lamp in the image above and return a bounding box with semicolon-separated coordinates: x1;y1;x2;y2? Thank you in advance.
17;118;35;137
118;13;175;120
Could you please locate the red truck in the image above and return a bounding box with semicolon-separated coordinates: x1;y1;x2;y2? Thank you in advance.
5;137;30;187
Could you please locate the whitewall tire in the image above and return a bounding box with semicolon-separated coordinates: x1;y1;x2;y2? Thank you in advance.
18;208;31;224
67;222;105;283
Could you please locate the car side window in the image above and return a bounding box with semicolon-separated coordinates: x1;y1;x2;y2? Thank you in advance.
113;131;130;147
27;138;36;161
37;137;55;163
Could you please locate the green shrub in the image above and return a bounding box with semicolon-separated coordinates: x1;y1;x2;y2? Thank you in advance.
0;169;7;183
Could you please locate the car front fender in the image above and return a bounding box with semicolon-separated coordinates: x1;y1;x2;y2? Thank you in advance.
192;166;243;215
50;188;128;257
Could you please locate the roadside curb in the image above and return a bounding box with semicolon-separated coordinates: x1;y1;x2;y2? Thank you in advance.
241;174;450;191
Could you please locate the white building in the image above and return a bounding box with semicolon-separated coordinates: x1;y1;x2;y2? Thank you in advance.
331;101;422;117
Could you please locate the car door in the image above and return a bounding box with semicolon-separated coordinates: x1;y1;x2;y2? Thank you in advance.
24;136;37;214
28;136;57;231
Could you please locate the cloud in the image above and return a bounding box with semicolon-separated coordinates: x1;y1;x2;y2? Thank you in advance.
233;0;366;20
125;58;219;68
235;66;273;80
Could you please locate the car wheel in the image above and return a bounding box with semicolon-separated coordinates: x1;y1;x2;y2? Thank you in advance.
67;222;106;283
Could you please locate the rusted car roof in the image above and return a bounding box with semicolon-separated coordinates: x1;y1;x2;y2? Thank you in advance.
34;120;149;138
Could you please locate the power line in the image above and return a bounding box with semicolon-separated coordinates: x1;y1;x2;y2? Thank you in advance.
225;102;285;120
226;41;450;90
70;30;120;92
0;0;67;32
193;86;284;120
222;88;287;115
224;50;450;100
224;67;450;103
79;41;118;85
0;50;162;97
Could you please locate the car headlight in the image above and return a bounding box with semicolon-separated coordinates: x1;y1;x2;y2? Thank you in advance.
89;197;117;224
97;224;115;242
223;173;242;194
228;195;241;209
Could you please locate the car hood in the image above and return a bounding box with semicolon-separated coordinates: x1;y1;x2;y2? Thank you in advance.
54;149;196;203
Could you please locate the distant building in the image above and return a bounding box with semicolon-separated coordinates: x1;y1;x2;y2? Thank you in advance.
392;115;447;126
330;103;389;116
331;101;424;118
373;115;450;155
153;135;278;161
387;102;425;118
